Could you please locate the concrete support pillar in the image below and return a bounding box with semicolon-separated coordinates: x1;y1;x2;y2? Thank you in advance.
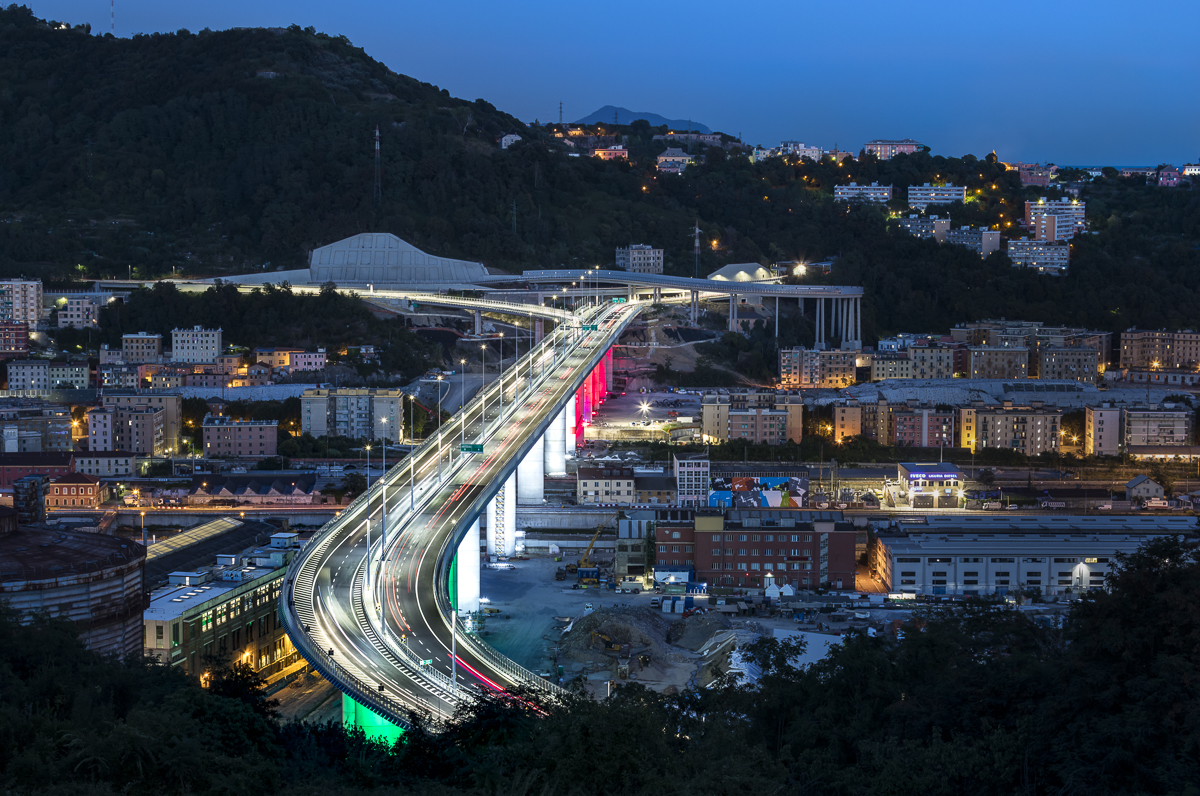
545;406;567;476
856;297;862;347
816;298;823;348
486;472;517;557
517;433;545;505
775;296;779;338
690;290;699;323
566;394;578;454
455;518;481;614
605;349;614;392
534;318;544;343
473;310;482;336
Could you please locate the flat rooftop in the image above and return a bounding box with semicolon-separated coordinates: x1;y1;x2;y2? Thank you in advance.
0;527;144;584
144;581;237;621
901;515;1196;534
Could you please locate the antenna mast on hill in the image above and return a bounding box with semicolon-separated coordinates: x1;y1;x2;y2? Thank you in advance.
110;0;114;34
373;125;381;205
693;219;701;279
559;102;563;124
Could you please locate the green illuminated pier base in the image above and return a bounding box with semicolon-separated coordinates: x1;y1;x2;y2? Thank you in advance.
342;693;404;744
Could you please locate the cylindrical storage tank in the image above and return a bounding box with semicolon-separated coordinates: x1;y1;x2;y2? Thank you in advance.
0;526;146;659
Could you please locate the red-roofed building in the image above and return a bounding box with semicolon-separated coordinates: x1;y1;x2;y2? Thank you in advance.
45;472;108;511
0;453;74;487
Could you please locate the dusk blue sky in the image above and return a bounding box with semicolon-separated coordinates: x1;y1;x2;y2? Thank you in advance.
33;0;1200;165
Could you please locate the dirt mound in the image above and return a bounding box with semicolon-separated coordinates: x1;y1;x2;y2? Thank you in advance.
560;606;679;662
666;611;733;651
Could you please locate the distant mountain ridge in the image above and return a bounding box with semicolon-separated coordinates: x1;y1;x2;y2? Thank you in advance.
575;105;711;134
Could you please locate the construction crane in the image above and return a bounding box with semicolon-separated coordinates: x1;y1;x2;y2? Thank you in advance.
579;511;619;570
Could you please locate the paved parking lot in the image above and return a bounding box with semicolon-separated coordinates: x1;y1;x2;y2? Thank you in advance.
589;389;701;429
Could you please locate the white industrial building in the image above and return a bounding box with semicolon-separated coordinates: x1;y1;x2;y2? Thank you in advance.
871;516;1192;597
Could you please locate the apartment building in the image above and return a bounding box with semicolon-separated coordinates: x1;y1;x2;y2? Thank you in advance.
864;139;921;159
290;350;327;371
0;322;29;358
833;400;862;443
615;244;664;274
673;454;710;507
0;279;43;326
1123;407;1193;447
1034;213;1077;242
1038;346;1098;383
871;518;1187;596
908;345;955;379
1085;405;1121;456
667;510;858;590
888;405;953;448
49;362;88;389
87;407;115;452
956;402;982;452
7;361;49;391
202;416;279;459
700;390;803;444
577;466;634;505
778;347;855;389
115;405;166;456
1119;329;1200;369
634;475;677;505
895;214;950;242
834;182;893;202
908;184;966;210
1024;197;1085;235
300;388;404;442
1018;163;1054;188
57;297;101;329
975;401;1061;456
0;404;71;453
1003;237;1070;276
945;226;1002;257
75;451;135;478
779;141;824;159
871;353;912;381
953;320;1111;366
122;332;164;364
171;326;222;364
657;148;693;172
254;348;305;369
968;347;1029;379
102;391;182;454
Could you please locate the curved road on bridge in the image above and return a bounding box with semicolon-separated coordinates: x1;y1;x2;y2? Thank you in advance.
281;299;640;725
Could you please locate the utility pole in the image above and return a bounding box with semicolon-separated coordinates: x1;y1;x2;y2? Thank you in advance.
693;219;701;279
373;125;381;206
559;102;563;125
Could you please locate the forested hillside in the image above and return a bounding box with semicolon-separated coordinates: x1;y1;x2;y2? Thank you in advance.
2;6;1198;345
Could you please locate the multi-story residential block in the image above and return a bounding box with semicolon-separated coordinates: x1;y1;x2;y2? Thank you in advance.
1018;163;1054;187
101;391;182;454
0;403;71;453
0;279;43;326
968;346;1029;379
895;214;950;242
615;244;664;274
1038;346;1098;383
1024;197;1085;234
908;345;955;379
656;148;693;173
834;182;893;202
778;348;856;388
953;320;1111;365
577;466;634;505
864;139;921;159
871;516;1188;596
7;360;48;391
75;451;135;478
1119;329;1200;369
170;326;222;364
254;348;304;369
57;297;101;329
106;405;166;456
290;350;327;371
592;145;628;161
870;353;912;381
819;349;856;388
888;405;954;448
833;400;862;442
673;454;710;506
45;473;106;511
1157;167;1182;187
956;402;982;452
202;416;279;459
974;401;1061;456
908;184;966;210
0;322;29;358
700;390;803;444
1123;407;1193;447
48;362;88;389
300;388;404;442
100;364;143;389
1033;212;1077;242
1005;239;1070;274
1085;405;1121;456
945;226;1002;257
779;141;824;159
87;407;115;453
121;332;164;364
